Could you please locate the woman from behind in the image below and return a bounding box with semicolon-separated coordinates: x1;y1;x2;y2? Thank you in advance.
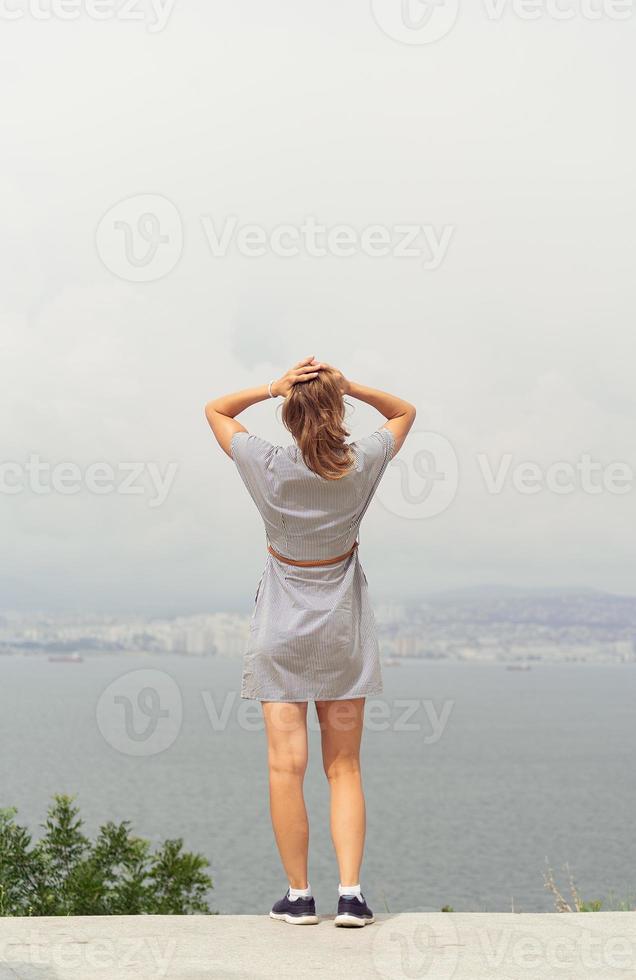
205;357;415;926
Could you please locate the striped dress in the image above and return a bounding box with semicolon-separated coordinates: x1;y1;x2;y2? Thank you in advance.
230;426;395;702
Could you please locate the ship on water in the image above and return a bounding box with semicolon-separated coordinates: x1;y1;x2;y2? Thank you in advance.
48;652;84;664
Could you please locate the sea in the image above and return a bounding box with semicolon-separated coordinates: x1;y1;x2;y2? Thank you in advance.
1;654;634;915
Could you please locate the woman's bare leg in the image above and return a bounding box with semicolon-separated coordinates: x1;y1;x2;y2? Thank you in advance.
315;697;366;885
261;700;310;889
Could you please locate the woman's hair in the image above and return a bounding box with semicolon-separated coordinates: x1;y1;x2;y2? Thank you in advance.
281;368;354;480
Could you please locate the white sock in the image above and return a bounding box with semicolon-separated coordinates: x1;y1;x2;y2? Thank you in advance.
288;884;312;900
338;882;362;900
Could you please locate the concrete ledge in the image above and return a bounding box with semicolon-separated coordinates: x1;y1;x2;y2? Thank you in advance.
1;912;635;979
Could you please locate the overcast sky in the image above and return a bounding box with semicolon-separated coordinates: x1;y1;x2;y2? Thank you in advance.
1;2;635;614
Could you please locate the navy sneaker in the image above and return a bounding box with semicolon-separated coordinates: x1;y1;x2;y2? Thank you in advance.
270;888;318;925
335;892;375;927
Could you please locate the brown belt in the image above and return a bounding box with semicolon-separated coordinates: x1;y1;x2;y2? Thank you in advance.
267;541;358;567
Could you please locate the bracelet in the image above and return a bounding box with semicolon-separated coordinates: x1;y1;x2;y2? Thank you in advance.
268;380;276;398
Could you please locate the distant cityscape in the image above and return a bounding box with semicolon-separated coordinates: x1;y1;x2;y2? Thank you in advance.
2;589;636;665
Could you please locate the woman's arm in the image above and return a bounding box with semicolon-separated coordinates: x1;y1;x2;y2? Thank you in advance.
347;381;416;456
316;361;416;457
204;385;266;458
204;357;321;457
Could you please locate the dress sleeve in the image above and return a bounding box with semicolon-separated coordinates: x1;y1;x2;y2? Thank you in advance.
230;431;278;516
351;426;395;524
356;427;395;479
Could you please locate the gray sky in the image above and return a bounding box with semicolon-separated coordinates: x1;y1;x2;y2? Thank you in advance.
2;2;635;613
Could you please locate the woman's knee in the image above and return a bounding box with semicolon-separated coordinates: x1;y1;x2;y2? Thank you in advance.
323;753;361;782
268;748;308;779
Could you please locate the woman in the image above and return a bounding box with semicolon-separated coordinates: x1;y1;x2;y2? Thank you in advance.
205;356;415;927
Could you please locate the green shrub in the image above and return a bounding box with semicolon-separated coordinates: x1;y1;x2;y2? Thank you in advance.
0;795;213;916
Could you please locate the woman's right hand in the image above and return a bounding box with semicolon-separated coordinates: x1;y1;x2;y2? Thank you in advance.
272;356;323;397
311;360;350;396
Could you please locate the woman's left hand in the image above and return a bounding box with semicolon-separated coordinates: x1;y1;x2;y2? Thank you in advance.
272;356;323;397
